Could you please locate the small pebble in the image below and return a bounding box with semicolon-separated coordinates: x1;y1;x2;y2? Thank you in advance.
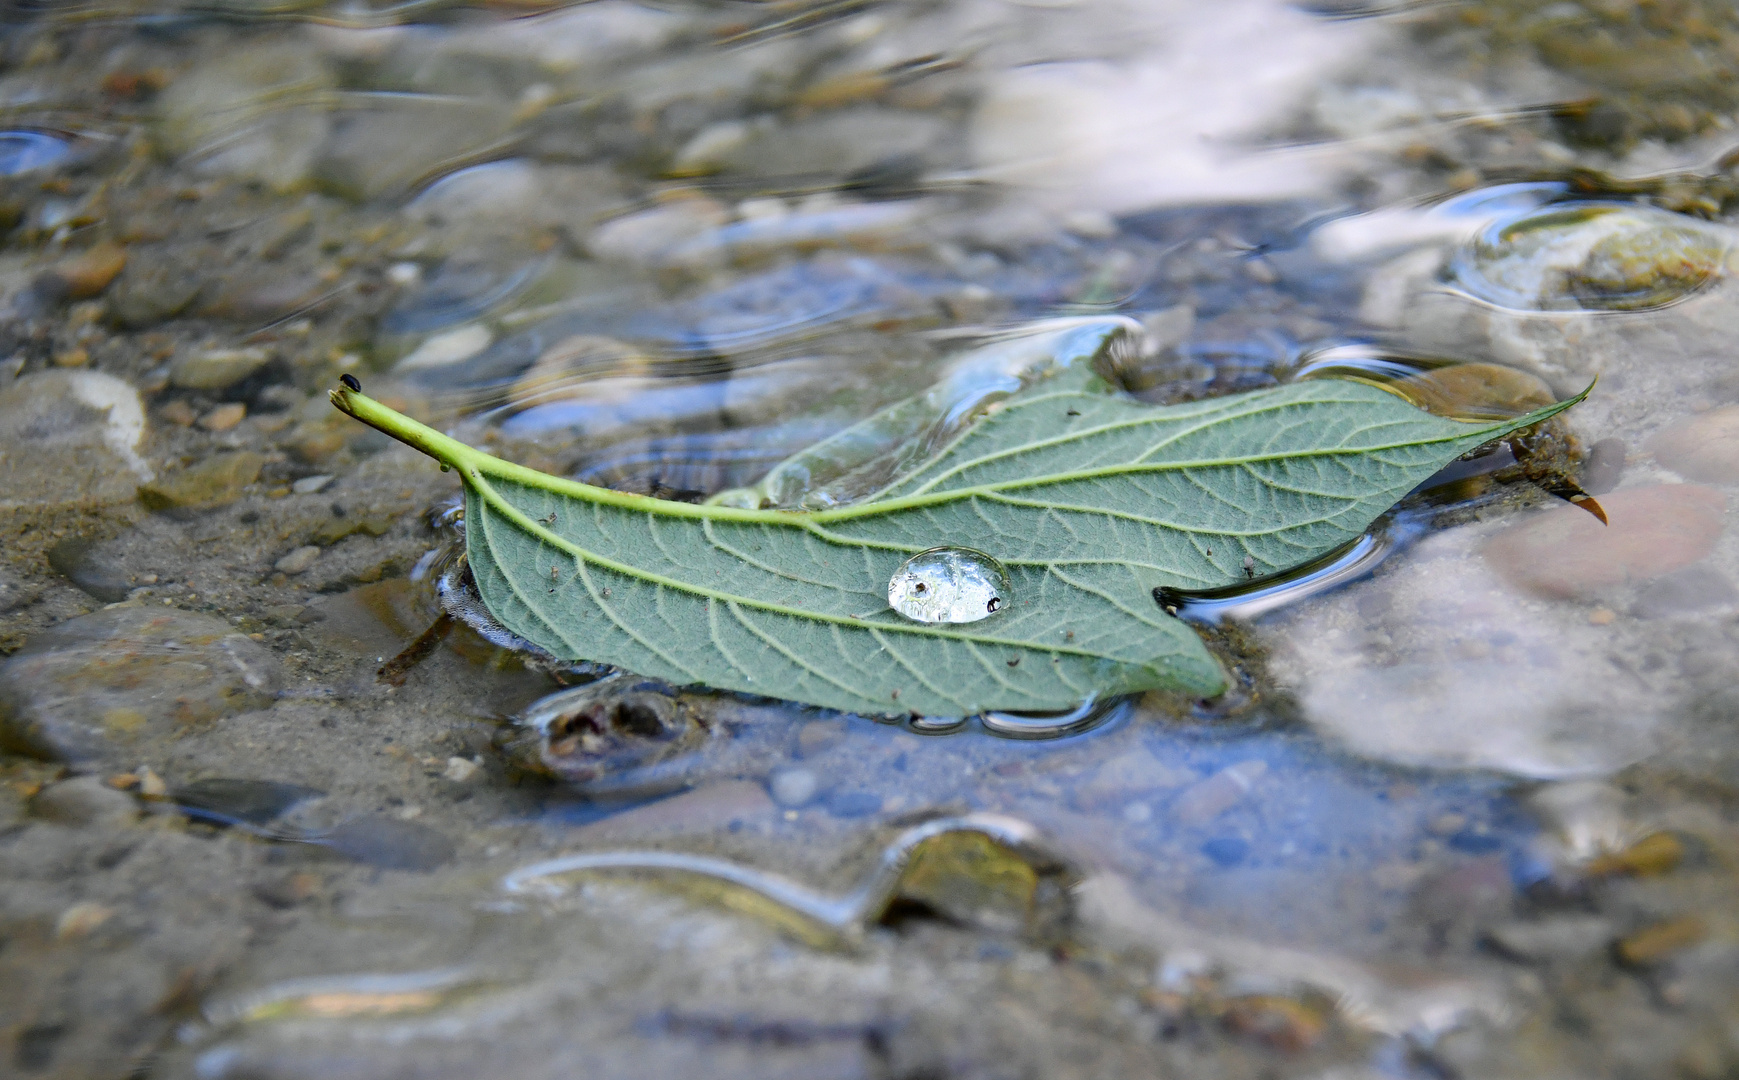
46;535;133;602
137;450;267;512
1615;915;1707;966
291;474;334;495
824;789;882;818
768;767;819;808
169;346;272;391
31;776;137;826
1586;831;1683;878
1171;760;1266;825
1428;812;1468;837
134;766;167;798
1588;607;1616;625
253;871;321;909
40;241;127;301
159;399;197;426
198;402;246;432
795;718;847;757
274;546;321;575
1484;485;1725;599
51;347;88;368
54;901;115;940
442;756;480;783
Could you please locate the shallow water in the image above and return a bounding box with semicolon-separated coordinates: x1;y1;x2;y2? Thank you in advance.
1;2;1737;1078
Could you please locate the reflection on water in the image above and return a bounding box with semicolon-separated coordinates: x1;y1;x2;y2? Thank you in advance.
1;2;1737;1078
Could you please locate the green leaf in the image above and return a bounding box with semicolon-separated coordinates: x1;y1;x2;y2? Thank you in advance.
331;366;1582;718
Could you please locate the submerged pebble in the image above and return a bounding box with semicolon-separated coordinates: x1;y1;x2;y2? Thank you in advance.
30;776;137;828
1391;362;1555;420
1484;484;1726;599
1646;405;1739;484
169;347;273;392
0;606;279;762
1171;760;1266;826
894;829;1047;936
274;546;321;576
0;371;152;522
768;767;820;808
137;451;267;512
888;547;1011;624
46;535;135;603
1449;202;1729;312
1614;915;1707;966
38;242;128;303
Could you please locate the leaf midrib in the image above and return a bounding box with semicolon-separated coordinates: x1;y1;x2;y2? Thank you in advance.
888;388;1476;498
466;467;1156;660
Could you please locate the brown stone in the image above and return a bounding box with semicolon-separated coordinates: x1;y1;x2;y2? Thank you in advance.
1484;484;1726;598
1615;915;1707;966
310;513;394;546
42;242;127;300
1396;362;1555;420
1586;831;1682;878
894;830;1038;934
197;402;245;432
137;450;266;511
1647;406;1739;484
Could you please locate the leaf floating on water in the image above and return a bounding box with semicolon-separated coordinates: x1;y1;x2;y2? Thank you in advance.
330;364;1584;717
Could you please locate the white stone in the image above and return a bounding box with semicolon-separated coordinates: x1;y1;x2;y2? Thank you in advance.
395;323;493;371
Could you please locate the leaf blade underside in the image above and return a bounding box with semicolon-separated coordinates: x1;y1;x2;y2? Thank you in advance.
334;365;1581;717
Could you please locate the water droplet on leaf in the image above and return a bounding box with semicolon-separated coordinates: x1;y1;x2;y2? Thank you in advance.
888;547;1011;624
